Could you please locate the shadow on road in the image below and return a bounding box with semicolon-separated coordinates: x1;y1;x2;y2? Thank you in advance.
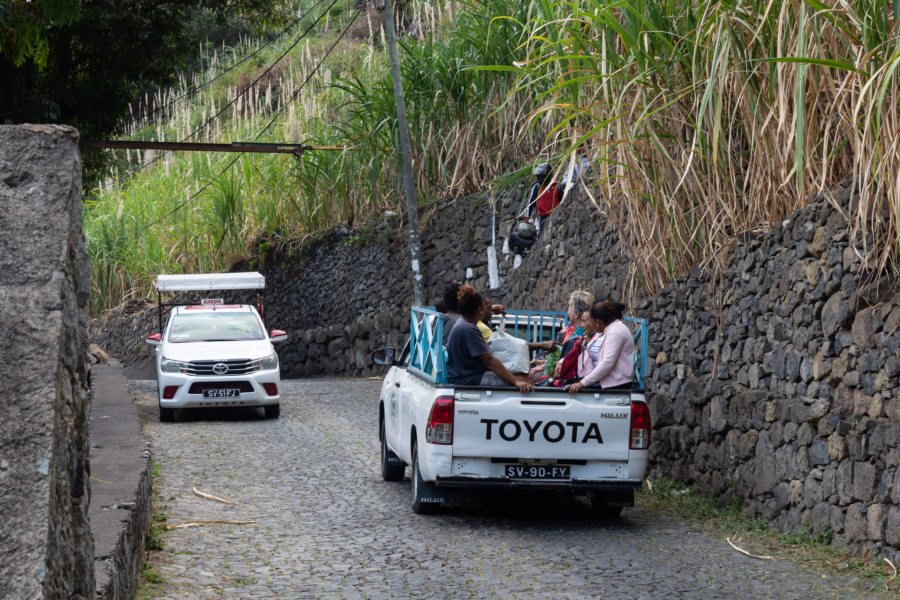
419;487;641;530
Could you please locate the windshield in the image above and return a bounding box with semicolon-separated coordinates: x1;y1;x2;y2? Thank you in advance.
168;312;264;343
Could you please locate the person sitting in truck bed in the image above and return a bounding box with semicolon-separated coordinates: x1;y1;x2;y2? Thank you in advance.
440;281;462;346
548;307;595;386
565;299;634;393
446;286;534;393
528;289;593;381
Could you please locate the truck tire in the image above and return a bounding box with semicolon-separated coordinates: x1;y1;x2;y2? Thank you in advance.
411;441;442;514
380;418;405;481
159;406;175;423
264;404;280;419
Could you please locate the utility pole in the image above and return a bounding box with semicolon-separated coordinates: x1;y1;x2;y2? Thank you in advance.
379;0;425;306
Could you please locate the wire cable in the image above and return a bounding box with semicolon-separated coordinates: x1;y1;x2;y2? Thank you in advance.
145;6;364;229
104;0;333;189
127;13;304;129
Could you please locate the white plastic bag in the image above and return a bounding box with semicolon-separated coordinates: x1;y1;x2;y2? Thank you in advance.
488;328;530;374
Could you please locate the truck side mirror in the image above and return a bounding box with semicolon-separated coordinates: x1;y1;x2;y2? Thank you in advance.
372;347;396;366
270;329;288;343
145;333;162;345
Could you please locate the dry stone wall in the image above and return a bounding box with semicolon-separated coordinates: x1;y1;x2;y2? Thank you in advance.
639;180;900;562
92;179;900;560
0;125;94;599
259;191;631;377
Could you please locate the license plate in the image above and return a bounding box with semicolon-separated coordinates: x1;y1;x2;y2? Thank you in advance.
203;389;240;398
505;464;570;479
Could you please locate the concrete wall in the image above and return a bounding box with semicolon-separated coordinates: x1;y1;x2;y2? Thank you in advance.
91;178;900;561
0;125;94;599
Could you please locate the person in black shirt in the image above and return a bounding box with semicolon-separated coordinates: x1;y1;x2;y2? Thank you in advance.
446;286;533;393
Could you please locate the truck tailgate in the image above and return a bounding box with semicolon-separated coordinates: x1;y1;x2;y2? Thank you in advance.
452;390;631;461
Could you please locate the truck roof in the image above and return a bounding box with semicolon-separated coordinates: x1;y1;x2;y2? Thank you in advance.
156;272;265;292
173;304;255;315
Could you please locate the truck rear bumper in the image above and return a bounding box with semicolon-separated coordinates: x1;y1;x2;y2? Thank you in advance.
434;477;642;492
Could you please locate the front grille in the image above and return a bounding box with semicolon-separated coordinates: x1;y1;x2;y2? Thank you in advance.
185;359;254;375
188;381;254;394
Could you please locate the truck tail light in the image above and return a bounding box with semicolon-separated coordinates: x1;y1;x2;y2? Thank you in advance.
425;395;454;444
630;400;651;450
162;386;179;400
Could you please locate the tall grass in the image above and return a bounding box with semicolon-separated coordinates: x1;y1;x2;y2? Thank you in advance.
85;0;546;315
501;0;900;293
86;0;900;316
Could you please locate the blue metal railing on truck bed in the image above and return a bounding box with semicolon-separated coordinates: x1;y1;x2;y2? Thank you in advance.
409;307;445;383
409;307;648;389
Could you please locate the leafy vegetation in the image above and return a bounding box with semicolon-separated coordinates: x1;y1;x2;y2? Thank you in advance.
1;0;293;183
137;459;168;599
83;0;900;314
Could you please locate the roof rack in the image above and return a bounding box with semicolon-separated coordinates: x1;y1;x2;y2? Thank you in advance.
153;272;266;332
156;272;265;292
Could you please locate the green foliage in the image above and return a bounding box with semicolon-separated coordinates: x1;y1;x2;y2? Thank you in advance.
638;478;892;590
84;0;900;315
141;563;164;584
502;0;900;290
0;0;81;67
780;525;834;547
1;0;293;184
544;346;561;376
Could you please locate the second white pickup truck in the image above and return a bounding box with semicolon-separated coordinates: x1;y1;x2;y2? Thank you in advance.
375;308;651;515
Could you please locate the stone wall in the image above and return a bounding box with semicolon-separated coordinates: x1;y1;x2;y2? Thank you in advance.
91;179;900;560
0;125;94;599
639;180;900;563
259;190;631;377
91;189;631;378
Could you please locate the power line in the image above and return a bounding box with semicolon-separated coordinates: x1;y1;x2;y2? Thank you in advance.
144;6;364;230
127;13;304;129
104;0;333;189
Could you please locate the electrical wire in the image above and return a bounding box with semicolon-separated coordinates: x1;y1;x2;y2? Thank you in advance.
104;0;333;190
126;13;304;129
144;6;364;230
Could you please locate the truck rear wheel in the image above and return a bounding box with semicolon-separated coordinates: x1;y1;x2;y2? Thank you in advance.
381;418;405;481
411;441;442;514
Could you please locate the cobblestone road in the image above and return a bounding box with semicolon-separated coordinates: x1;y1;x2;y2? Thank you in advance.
132;378;884;600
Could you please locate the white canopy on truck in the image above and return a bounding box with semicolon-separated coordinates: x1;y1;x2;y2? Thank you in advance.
155;272;265;292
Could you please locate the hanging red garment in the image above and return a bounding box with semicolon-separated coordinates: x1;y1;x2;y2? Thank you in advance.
555;336;583;381
536;182;561;217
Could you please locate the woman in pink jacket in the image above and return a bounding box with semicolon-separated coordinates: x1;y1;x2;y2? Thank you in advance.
565;299;634;393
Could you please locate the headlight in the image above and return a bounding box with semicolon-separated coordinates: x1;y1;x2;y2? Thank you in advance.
161;358;188;373
254;353;278;371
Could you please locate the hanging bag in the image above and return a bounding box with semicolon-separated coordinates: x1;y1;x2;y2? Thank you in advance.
488;318;531;374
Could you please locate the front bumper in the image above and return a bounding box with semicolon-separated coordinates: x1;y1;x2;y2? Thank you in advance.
157;370;280;408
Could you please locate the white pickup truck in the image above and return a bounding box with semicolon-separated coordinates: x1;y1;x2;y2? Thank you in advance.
375;308;651;515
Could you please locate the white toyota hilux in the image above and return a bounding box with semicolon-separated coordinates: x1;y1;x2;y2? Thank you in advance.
145;272;287;422
375;307;651;515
